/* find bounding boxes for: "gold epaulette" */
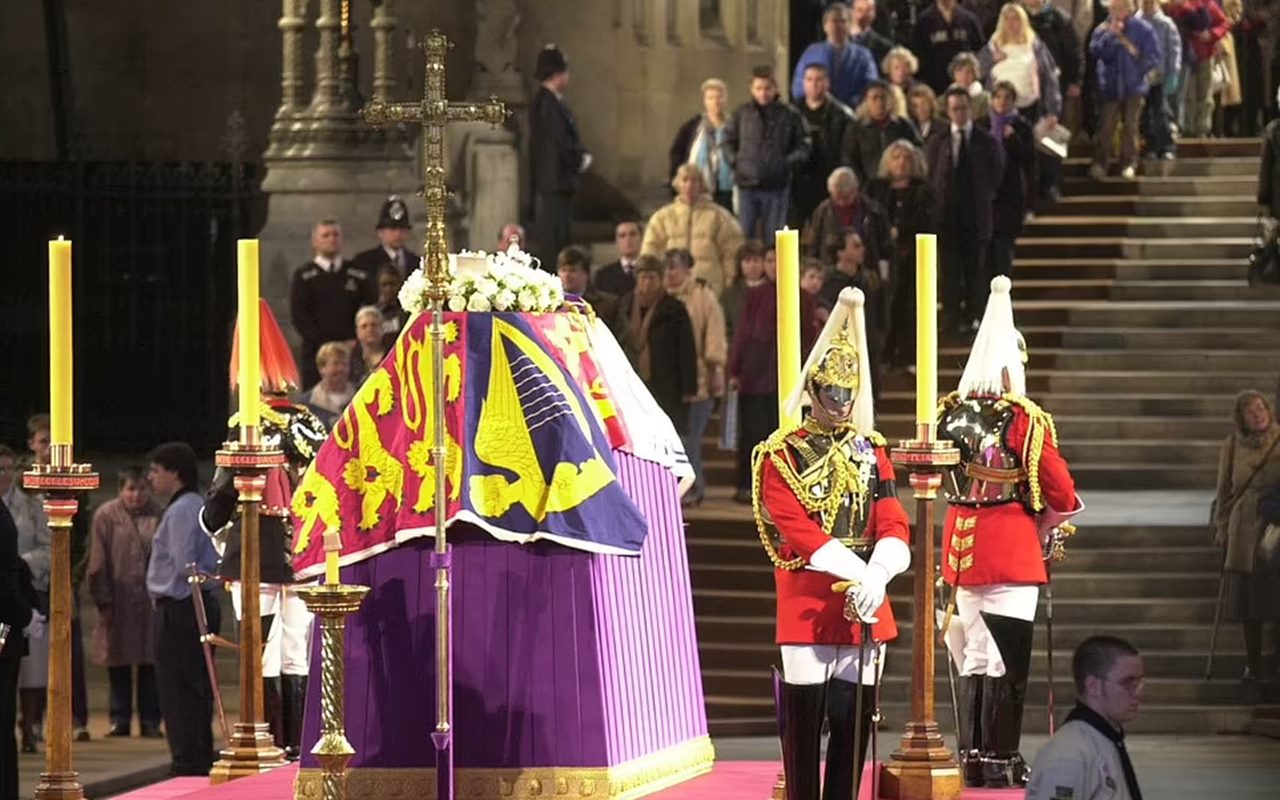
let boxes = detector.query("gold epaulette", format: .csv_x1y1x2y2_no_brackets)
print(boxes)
866,430,886,448
751,424,809,570
936,391,962,420
228,400,290,432
1000,393,1058,512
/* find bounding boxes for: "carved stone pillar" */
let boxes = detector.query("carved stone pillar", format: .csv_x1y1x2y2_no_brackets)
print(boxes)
370,0,397,104
311,0,343,116
337,0,364,112
265,0,309,158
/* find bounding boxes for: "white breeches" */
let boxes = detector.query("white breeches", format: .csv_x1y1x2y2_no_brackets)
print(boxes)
781,643,887,686
229,583,313,677
952,584,1039,677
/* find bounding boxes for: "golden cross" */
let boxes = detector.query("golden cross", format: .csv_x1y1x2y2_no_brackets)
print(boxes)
362,29,507,301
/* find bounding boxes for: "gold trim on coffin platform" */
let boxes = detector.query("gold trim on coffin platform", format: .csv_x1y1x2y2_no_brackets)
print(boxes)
293,736,716,799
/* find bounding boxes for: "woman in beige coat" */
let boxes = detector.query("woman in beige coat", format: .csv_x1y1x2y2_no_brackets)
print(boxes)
1213,390,1280,682
641,165,745,296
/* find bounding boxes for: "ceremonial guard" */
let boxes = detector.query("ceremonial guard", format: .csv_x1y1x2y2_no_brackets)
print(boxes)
199,302,327,760
753,289,911,800
351,195,420,278
937,276,1082,788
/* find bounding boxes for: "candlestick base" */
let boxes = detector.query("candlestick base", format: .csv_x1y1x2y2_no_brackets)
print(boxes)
215,439,286,472
32,771,85,800
879,721,964,800
208,724,288,784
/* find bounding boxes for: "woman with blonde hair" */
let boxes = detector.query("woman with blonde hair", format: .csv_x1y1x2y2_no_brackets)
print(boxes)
641,164,745,296
1214,390,1280,682
905,84,946,145
864,140,936,369
668,78,735,210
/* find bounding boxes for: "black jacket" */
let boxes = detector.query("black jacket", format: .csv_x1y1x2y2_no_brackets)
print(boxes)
721,99,812,191
620,293,698,433
530,86,587,196
669,114,702,187
351,245,420,279
806,195,893,270
1258,120,1280,219
841,116,917,184
977,112,1034,235
201,468,296,585
792,96,857,224
926,123,1004,240
853,28,894,67
593,260,637,297
864,176,937,262
1028,4,1083,89
0,502,36,661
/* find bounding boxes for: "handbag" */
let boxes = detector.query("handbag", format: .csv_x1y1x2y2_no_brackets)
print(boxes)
1211,55,1231,95
1247,217,1280,286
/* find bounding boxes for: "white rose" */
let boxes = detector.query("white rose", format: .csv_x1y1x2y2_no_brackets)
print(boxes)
476,278,500,297
494,289,516,311
467,293,492,312
517,288,538,310
447,294,468,313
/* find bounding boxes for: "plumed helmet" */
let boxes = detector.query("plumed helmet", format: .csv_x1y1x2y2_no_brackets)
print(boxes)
228,400,328,471
230,300,299,395
376,195,411,230
535,44,568,80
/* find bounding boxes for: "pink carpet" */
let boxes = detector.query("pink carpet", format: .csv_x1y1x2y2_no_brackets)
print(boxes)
110,761,1025,799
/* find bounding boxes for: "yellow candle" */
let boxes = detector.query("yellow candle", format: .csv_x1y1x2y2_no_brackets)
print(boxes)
48,239,73,446
324,531,342,585
237,240,261,430
915,234,938,428
775,228,801,429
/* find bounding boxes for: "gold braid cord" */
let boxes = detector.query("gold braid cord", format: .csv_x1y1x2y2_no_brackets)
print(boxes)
750,423,873,571
1001,393,1058,513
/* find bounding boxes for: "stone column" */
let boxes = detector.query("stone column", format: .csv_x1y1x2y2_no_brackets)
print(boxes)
266,0,309,158
311,0,343,116
336,0,363,111
370,0,397,104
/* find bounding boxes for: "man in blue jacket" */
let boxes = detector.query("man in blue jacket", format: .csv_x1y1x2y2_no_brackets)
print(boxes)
1089,0,1160,181
791,2,879,109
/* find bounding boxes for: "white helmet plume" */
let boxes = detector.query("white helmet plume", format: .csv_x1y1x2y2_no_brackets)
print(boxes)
958,276,1026,399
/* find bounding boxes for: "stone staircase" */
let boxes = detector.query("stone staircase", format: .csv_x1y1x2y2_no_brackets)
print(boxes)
686,139,1280,740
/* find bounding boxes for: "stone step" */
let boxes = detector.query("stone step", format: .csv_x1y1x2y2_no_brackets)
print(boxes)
694,592,1218,623
1022,217,1256,239
1062,156,1259,177
1068,463,1216,488
1069,138,1259,159
704,705,1257,736
1015,237,1251,259
874,391,1237,417
878,367,1275,395
1030,349,1280,372
1048,196,1258,217
1057,438,1220,465
689,566,1218,597
1062,176,1255,197
1014,258,1244,281
1055,301,1280,328
1109,281,1280,301
1028,326,1280,350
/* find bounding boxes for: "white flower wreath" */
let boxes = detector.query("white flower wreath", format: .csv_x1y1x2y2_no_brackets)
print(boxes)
398,245,565,315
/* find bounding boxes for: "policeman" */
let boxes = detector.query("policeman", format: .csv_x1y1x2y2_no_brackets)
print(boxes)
754,289,911,800
937,276,1082,788
352,195,420,278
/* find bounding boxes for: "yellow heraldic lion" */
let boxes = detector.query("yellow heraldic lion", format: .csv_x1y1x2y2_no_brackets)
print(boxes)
291,465,342,555
469,317,615,521
334,368,405,530
395,321,464,513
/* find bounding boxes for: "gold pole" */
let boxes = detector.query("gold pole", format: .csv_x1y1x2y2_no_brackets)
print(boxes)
296,584,370,800
210,431,288,783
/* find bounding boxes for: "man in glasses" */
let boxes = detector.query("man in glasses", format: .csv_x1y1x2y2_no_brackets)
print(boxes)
1026,636,1147,800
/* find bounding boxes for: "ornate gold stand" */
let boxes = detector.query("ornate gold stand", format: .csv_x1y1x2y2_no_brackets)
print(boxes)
209,432,290,783
23,444,99,800
881,426,963,800
296,584,369,800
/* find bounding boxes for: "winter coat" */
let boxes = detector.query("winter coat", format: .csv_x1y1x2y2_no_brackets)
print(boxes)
925,123,1005,240
641,197,745,296
791,40,880,108
619,292,698,432
841,115,917,184
1166,0,1231,64
1089,15,1161,101
793,97,857,224
805,195,893,269
5,486,50,593
0,502,36,662
913,4,988,93
1027,3,1084,88
722,99,812,191
977,111,1034,235
864,177,938,267
87,498,160,666
1138,8,1183,87
1214,425,1280,573
668,278,728,402
977,37,1063,116
529,86,587,196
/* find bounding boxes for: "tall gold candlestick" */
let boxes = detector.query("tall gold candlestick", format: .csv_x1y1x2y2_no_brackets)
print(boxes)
237,240,261,431
48,239,73,447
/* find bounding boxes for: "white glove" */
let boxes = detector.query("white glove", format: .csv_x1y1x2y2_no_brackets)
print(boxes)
578,152,593,173
846,564,888,623
23,611,46,641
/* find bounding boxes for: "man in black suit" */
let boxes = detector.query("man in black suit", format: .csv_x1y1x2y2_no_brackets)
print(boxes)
289,219,375,388
977,81,1034,283
530,44,591,270
351,196,420,279
592,220,643,297
1,496,39,800
926,86,1003,331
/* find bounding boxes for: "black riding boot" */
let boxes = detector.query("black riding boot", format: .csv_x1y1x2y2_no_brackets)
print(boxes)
979,613,1035,788
263,676,284,749
956,675,984,787
774,670,826,800
822,680,876,800
281,674,308,761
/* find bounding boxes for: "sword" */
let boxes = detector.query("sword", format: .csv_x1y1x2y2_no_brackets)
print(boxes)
1206,555,1227,680
854,625,870,796
936,577,962,751
0,623,10,652
867,620,882,800
1041,523,1074,735
188,564,236,744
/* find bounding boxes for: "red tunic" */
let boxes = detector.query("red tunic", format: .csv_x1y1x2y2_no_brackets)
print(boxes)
941,404,1078,587
761,442,911,645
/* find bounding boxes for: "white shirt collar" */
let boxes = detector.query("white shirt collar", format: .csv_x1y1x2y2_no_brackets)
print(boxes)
314,254,343,272
951,121,973,138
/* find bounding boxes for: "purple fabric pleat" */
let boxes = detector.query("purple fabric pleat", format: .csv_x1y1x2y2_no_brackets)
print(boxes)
300,451,707,770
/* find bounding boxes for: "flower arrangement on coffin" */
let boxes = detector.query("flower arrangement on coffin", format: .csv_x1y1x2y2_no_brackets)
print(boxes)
398,245,565,315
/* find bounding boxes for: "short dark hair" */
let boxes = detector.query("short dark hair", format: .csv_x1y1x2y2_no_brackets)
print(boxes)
1072,636,1141,694
556,245,591,273
822,2,851,22
0,444,15,462
148,442,199,491
864,79,891,97
664,248,695,271
615,219,643,236
943,86,972,105
117,465,146,490
634,254,665,277
992,80,1018,102
803,62,829,76
751,65,776,83
801,258,826,276
27,414,50,438
736,240,766,269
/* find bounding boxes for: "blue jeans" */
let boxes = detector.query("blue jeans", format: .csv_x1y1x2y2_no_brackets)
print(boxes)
1142,82,1173,156
737,188,790,242
681,398,713,500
